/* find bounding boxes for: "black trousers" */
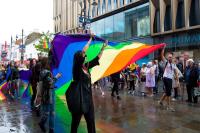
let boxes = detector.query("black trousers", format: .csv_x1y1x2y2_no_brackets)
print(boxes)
111,81,119,96
71,109,96,133
129,80,135,91
186,84,198,103
174,87,178,99
31,83,37,108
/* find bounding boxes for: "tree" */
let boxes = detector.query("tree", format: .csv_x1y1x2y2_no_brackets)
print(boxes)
34,31,53,54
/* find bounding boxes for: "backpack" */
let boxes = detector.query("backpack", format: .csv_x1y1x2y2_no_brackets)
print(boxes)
177,63,183,74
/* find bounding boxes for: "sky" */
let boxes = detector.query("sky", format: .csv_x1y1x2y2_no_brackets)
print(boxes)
0,0,53,44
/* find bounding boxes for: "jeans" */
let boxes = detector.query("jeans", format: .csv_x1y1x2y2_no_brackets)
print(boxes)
40,90,55,129
111,81,119,96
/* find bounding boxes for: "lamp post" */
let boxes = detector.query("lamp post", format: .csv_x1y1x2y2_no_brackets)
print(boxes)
16,29,24,63
78,0,97,32
21,29,24,63
10,36,13,61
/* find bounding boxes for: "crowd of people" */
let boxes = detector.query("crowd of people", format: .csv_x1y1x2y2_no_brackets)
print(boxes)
0,34,199,133
93,46,200,111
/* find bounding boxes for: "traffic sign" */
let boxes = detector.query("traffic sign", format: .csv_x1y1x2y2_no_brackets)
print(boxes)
79,17,91,24
1,51,7,58
19,45,25,49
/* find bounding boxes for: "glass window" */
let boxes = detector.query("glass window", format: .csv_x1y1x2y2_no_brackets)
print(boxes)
102,0,106,14
125,3,150,38
189,0,200,26
114,0,118,9
126,0,130,4
92,6,96,18
108,0,112,11
90,22,97,35
97,0,101,16
164,3,172,31
104,16,114,40
137,7,150,36
113,12,125,41
153,9,160,33
96,19,105,37
120,0,124,7
176,0,185,29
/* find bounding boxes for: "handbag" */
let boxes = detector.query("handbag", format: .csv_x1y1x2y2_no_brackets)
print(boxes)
194,87,200,97
34,81,43,107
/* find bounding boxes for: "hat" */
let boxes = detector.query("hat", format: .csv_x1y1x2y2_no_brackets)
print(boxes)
187,59,194,63
147,62,152,67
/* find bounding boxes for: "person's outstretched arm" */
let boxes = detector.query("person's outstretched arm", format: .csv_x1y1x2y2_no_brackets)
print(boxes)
83,34,94,53
161,46,166,61
98,40,108,58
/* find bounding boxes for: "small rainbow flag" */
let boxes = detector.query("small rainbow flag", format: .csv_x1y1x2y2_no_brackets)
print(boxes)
0,81,8,100
43,37,51,49
43,38,48,49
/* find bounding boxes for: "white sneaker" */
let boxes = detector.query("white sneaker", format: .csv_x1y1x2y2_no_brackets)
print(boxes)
150,94,154,97
172,98,176,101
158,101,163,106
167,107,175,112
132,91,135,95
101,92,105,96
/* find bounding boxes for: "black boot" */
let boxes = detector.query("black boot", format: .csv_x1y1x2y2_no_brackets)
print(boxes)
111,93,115,97
117,96,121,100
49,128,54,133
38,122,46,133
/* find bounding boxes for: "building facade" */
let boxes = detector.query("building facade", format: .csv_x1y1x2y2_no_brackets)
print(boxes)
150,0,200,61
53,0,81,33
53,0,200,61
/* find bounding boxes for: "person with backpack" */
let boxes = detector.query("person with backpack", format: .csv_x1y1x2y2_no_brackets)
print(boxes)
37,57,61,133
158,46,176,112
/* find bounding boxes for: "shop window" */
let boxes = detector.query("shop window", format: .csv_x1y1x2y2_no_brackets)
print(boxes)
120,0,124,7
153,9,160,33
176,0,185,29
108,0,112,11
114,0,118,9
164,5,172,31
189,0,200,26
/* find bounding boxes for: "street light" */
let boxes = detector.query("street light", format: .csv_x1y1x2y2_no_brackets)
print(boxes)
16,29,24,63
79,0,98,32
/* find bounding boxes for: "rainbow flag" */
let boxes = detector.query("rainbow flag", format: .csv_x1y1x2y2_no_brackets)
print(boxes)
43,38,49,49
0,81,8,100
22,84,33,98
51,34,165,95
19,80,29,97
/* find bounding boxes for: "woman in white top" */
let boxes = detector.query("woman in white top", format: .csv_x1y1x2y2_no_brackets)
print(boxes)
140,63,147,95
145,62,155,97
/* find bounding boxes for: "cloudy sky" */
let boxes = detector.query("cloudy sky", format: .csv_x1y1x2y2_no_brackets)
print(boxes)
0,0,53,44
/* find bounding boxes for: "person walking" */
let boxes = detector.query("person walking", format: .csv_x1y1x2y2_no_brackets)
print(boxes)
38,57,61,133
185,59,199,103
111,71,121,99
158,46,176,112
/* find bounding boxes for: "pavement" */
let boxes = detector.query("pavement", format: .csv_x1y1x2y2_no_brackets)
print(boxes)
0,84,200,133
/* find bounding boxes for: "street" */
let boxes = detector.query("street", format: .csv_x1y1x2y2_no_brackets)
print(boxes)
0,86,200,133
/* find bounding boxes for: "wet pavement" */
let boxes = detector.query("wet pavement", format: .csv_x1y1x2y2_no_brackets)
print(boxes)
0,85,200,133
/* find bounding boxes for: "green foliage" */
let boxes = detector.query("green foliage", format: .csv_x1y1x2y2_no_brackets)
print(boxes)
34,31,53,53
